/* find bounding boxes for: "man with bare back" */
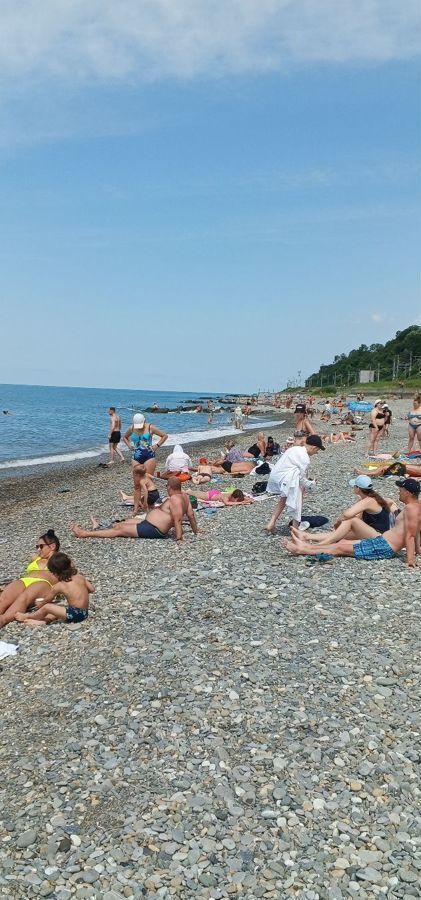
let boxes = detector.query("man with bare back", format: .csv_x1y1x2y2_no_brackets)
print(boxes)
283,479,421,567
71,477,199,542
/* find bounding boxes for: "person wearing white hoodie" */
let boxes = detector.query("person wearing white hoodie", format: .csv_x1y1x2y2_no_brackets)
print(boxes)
158,444,193,479
265,435,325,533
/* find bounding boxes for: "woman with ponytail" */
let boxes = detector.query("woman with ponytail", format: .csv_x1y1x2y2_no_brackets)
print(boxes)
290,476,398,546
0,529,61,627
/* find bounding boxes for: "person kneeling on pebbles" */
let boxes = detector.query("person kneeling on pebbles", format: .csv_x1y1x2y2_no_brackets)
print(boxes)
282,479,421,567
71,477,200,543
15,553,94,626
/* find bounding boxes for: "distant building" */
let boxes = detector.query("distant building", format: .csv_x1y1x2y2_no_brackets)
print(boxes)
359,370,375,383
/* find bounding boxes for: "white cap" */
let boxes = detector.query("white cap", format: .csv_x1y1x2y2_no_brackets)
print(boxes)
374,398,382,405
133,413,145,428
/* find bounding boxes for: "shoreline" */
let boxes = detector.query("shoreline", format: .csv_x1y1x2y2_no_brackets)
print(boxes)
0,414,285,482
0,419,292,514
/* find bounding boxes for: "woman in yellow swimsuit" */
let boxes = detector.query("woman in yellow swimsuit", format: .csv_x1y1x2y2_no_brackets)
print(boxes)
0,529,60,628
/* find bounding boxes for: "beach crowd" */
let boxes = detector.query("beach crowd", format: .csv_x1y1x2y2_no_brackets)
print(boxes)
1,393,421,630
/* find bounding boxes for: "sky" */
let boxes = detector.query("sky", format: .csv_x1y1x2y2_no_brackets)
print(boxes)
0,0,420,393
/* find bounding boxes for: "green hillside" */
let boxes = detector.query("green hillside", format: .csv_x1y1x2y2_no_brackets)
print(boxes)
306,326,421,389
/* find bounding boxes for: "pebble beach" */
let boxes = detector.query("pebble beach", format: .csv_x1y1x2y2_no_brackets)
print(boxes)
1,403,420,899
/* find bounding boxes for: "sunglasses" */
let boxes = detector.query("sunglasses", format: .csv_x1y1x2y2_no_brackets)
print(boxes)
36,542,47,550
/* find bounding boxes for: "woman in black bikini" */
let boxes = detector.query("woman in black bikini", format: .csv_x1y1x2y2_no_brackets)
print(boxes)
290,475,397,546
367,400,386,454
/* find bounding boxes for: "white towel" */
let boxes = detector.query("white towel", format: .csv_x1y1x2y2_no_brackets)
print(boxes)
0,641,18,660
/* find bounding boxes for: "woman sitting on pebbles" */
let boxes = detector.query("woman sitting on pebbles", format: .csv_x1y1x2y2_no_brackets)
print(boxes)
290,475,398,547
16,553,94,627
0,529,61,628
157,444,193,480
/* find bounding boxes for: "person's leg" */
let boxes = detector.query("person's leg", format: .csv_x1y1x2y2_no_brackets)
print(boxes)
0,582,55,627
108,441,115,464
266,497,287,533
71,521,139,539
0,580,23,614
282,537,357,557
291,518,377,545
16,603,67,625
115,441,125,462
407,426,415,453
120,491,134,502
144,458,157,476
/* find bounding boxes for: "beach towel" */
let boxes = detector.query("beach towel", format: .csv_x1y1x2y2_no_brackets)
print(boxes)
0,641,18,660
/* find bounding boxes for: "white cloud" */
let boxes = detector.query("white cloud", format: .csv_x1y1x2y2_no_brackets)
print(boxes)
371,313,383,322
0,0,419,89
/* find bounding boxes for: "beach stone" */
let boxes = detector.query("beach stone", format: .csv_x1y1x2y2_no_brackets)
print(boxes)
17,829,37,848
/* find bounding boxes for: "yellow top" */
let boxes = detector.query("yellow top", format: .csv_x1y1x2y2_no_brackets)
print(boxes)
25,555,44,573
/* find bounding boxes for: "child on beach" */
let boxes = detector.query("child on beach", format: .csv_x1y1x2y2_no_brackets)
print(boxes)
15,553,94,627
120,465,160,514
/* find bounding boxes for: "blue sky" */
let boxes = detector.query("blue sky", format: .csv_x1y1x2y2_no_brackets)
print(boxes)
0,1,420,393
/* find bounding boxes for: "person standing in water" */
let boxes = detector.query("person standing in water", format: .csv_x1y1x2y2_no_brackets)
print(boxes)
108,407,125,464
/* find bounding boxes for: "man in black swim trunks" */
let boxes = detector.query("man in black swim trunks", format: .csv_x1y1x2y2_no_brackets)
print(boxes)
71,478,200,542
108,407,124,464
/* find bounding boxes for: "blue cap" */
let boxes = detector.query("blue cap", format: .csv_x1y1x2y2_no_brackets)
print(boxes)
349,475,373,489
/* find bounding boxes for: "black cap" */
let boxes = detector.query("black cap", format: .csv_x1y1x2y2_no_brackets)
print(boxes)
306,434,325,451
294,404,306,413
396,478,420,496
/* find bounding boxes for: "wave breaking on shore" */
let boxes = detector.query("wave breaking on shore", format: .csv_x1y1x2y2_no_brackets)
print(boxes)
0,419,285,472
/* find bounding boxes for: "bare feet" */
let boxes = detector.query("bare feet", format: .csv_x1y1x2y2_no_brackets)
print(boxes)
265,526,275,535
70,523,85,538
281,538,300,555
14,612,27,622
24,619,46,627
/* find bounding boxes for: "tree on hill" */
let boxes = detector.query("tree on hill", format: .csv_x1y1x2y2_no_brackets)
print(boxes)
306,326,421,387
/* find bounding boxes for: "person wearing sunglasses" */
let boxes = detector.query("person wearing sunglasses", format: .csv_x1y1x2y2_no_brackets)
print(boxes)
0,529,60,628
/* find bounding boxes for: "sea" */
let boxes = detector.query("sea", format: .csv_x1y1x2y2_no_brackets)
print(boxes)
0,384,284,475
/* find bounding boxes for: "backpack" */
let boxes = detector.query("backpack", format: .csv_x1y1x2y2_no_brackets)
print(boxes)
255,462,270,475
252,481,268,495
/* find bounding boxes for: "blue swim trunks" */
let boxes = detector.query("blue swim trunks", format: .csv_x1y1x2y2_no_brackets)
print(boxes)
354,535,396,561
66,606,89,624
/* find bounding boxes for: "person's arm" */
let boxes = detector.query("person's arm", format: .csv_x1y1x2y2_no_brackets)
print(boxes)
85,578,95,593
141,482,148,513
341,499,369,520
123,427,133,449
151,426,168,449
185,500,199,534
170,497,185,542
404,506,419,566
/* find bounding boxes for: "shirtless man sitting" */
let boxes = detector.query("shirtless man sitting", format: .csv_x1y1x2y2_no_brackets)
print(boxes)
282,479,421,567
71,478,199,542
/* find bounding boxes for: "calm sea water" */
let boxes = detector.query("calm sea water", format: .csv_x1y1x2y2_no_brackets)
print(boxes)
0,384,283,473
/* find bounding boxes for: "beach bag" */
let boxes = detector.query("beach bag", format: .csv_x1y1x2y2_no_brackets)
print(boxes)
255,462,270,475
252,481,268,495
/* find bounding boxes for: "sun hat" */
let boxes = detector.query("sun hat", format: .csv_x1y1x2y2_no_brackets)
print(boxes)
349,475,373,489
395,478,420,496
133,413,145,428
374,398,382,405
